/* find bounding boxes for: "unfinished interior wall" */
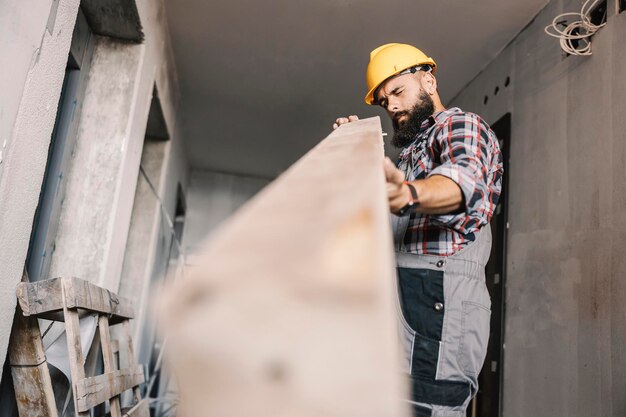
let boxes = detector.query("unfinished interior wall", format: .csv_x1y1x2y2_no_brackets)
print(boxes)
118,135,188,365
0,0,81,383
450,1,626,415
47,35,147,288
182,170,269,257
0,0,187,389
0,0,59,183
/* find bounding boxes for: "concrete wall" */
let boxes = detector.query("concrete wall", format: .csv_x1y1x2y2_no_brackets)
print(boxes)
450,1,626,415
0,0,187,385
0,0,81,383
118,136,188,366
0,0,55,184
182,169,270,257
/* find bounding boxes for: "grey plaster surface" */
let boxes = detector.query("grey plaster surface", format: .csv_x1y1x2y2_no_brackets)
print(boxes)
0,0,54,184
163,0,550,178
451,0,626,415
118,138,169,364
0,0,80,383
119,139,167,307
0,0,187,385
47,36,144,288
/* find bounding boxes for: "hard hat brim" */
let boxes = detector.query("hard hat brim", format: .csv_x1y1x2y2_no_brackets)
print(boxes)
364,83,382,105
365,63,437,106
364,69,403,105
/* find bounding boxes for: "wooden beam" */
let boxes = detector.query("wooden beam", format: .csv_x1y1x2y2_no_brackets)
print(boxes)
62,284,89,417
64,277,134,322
16,277,134,322
98,316,122,417
15,277,64,317
74,366,145,412
157,118,408,416
8,305,58,417
122,320,143,404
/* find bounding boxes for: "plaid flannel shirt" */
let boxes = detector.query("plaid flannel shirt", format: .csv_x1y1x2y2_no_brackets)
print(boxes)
397,107,503,256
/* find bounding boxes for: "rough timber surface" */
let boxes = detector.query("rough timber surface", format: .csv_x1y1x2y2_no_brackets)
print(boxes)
99,316,122,417
16,277,133,322
158,117,408,417
9,306,58,417
62,289,89,417
74,365,144,412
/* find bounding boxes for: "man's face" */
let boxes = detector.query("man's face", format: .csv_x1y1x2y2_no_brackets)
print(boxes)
376,72,435,148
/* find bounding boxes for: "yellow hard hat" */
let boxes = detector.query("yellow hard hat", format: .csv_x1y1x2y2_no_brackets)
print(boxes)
364,43,437,105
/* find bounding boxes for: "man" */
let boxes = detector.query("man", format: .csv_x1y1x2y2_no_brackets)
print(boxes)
333,43,503,417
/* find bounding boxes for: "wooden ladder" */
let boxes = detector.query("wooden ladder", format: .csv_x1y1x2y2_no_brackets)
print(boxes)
10,276,149,417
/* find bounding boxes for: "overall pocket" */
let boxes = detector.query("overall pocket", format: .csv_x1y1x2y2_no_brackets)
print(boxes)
397,267,445,378
397,267,444,340
457,300,491,377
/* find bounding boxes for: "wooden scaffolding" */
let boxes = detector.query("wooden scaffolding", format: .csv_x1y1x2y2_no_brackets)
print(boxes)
9,276,148,417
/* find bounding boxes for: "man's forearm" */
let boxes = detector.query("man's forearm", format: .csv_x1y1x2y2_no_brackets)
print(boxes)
411,175,463,214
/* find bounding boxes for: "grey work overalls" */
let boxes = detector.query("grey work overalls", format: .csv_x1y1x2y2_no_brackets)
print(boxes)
392,214,492,417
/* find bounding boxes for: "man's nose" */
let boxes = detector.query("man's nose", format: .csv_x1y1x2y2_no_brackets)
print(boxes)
387,97,400,112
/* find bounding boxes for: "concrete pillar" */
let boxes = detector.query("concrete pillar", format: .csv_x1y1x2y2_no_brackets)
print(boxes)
47,36,151,292
118,138,169,356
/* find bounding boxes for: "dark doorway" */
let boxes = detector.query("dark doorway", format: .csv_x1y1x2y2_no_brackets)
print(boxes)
469,112,511,417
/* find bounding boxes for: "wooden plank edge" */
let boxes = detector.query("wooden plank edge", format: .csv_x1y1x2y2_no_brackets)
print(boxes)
15,282,31,315
15,278,65,317
75,365,145,411
15,277,134,320
16,277,135,320
65,277,135,319
9,306,59,417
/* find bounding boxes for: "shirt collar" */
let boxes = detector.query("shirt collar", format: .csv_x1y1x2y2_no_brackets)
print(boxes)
419,107,462,130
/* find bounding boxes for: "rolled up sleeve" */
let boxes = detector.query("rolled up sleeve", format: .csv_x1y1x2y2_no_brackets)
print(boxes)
427,113,503,234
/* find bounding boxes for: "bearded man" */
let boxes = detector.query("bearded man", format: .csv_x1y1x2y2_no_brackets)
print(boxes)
333,43,503,417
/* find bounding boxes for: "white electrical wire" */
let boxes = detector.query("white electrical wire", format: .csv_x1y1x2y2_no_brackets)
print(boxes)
544,0,607,56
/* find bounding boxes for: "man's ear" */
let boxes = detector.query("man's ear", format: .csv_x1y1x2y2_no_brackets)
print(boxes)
421,71,437,95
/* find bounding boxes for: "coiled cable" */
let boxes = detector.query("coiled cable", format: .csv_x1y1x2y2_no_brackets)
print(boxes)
544,0,607,56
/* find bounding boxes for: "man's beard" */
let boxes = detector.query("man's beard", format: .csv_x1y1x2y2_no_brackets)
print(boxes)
391,91,435,148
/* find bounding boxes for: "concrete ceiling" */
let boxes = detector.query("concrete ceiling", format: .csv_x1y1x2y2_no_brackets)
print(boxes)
165,0,548,179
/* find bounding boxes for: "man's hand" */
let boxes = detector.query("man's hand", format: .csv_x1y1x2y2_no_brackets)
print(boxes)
384,157,465,215
332,115,359,130
384,157,411,214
